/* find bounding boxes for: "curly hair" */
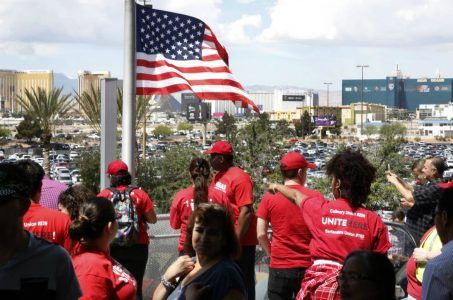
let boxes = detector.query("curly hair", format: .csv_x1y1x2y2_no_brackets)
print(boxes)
325,148,376,208
58,185,96,220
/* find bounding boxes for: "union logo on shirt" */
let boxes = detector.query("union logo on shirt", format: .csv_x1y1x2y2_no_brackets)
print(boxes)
113,264,133,284
214,181,227,193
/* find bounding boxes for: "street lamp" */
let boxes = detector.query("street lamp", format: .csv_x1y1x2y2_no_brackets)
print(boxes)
323,82,332,107
356,65,369,134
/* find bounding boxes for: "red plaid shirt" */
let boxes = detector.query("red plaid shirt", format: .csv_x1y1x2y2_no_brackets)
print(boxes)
296,263,342,300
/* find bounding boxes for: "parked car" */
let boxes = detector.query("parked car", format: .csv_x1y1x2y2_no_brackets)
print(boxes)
69,151,80,160
56,174,72,186
70,169,82,184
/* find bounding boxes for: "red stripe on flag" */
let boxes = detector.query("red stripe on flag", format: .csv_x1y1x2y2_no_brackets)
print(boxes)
137,59,231,74
202,54,222,61
136,73,245,90
203,35,215,43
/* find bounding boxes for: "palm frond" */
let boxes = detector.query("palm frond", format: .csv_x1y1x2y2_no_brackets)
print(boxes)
74,85,101,133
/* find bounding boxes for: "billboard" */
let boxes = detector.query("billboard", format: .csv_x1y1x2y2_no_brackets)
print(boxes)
314,115,336,127
181,93,211,122
282,95,305,102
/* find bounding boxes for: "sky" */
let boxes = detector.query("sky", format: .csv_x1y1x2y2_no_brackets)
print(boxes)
2,0,453,95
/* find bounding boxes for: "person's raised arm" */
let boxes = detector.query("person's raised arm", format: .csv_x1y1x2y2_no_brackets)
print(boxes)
385,172,414,203
268,183,308,207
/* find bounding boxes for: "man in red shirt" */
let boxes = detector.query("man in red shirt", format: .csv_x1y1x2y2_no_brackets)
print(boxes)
257,152,322,300
204,140,257,300
98,159,157,300
17,160,72,252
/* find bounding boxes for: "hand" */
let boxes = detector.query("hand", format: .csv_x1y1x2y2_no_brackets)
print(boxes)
268,183,278,194
185,283,212,300
385,171,397,183
164,255,195,282
413,248,428,263
400,198,414,208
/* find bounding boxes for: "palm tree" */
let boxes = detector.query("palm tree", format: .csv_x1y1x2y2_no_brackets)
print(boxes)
74,85,101,132
116,88,151,130
16,87,73,175
75,85,152,132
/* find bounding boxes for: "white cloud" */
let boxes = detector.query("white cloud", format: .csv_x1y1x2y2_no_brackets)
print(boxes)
221,14,262,44
0,0,223,46
258,0,453,47
0,0,123,46
236,0,257,3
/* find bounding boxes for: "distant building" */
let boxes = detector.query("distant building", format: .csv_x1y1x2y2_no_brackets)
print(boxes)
341,103,386,127
418,119,453,138
416,103,453,138
77,71,111,96
0,70,53,113
342,68,453,111
249,89,318,113
205,89,319,117
416,103,453,120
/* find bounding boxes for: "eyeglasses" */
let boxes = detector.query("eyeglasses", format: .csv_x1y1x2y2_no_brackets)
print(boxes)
337,272,374,283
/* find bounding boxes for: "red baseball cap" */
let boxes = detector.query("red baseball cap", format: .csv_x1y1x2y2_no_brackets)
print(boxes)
203,140,233,155
280,152,316,170
106,160,129,175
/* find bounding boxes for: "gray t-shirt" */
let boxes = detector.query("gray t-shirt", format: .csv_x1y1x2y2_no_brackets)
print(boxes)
0,231,81,299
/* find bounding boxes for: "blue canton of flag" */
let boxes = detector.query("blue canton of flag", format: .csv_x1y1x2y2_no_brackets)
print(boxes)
136,8,205,61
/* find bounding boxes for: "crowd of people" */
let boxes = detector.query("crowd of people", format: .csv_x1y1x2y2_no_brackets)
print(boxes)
1,140,453,300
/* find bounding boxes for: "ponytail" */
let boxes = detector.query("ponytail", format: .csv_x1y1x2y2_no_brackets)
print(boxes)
189,158,211,207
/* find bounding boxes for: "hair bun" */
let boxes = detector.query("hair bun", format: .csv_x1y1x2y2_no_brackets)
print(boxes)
78,214,89,222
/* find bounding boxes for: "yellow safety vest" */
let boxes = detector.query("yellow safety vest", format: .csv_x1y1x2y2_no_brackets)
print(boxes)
415,228,442,282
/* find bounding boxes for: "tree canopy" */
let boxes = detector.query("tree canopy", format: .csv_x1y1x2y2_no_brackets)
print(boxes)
177,122,194,132
15,114,43,142
153,125,172,138
16,87,73,174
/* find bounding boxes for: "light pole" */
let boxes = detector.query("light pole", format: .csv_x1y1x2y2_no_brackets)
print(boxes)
323,82,332,107
356,65,369,135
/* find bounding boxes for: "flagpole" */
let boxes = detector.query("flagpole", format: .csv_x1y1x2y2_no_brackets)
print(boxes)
123,0,136,177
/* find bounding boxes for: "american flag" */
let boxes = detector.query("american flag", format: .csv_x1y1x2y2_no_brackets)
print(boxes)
135,4,260,113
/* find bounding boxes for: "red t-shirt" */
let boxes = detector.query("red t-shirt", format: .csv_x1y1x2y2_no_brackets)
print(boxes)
302,196,390,263
257,185,323,268
211,166,257,246
170,186,232,252
98,186,154,245
72,245,137,300
23,202,72,252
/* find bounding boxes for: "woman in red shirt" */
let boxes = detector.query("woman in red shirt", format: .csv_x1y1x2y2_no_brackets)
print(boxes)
69,197,137,300
170,158,231,254
269,149,390,300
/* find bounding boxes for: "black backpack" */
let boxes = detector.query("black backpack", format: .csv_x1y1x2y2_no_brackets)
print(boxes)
108,186,140,247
